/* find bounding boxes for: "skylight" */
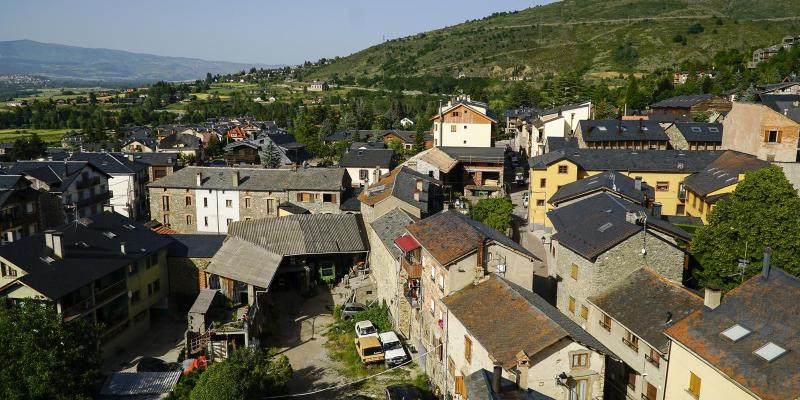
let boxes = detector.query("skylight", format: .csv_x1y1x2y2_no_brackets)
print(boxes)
721,324,751,342
708,127,719,133
598,222,614,232
123,224,136,230
598,126,608,131
754,342,787,362
691,127,702,132
102,231,118,239
77,241,90,248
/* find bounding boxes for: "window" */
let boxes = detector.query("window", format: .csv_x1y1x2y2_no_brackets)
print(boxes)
580,306,589,320
656,181,669,192
323,193,336,203
245,197,251,208
558,165,568,174
438,275,444,291
128,263,138,275
688,372,701,398
267,199,274,214
185,196,192,206
536,199,544,206
452,111,459,117
162,214,170,226
204,217,209,227
626,366,637,390
161,196,169,211
297,193,314,203
226,218,233,225
766,129,780,143
429,298,435,315
570,263,579,280
147,283,153,296
450,125,457,132
647,346,661,367
185,215,193,225
225,199,232,208
624,330,639,352
571,352,588,368
463,125,467,129
153,279,161,293
359,169,369,180
131,290,141,304
600,313,611,331
464,336,472,363
568,296,576,314
645,382,658,400
539,178,546,188
203,197,208,208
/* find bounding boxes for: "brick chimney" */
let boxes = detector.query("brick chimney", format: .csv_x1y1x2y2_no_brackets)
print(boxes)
704,284,721,310
474,237,486,284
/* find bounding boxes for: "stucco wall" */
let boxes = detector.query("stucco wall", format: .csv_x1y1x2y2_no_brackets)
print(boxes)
665,341,757,400
723,102,800,163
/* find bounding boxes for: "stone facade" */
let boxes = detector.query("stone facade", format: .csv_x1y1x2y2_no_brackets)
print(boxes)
167,256,209,298
554,232,684,327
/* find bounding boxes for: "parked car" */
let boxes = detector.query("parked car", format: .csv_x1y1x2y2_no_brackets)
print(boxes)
522,191,529,208
379,331,409,367
355,320,379,338
341,302,366,320
355,336,384,365
386,384,427,400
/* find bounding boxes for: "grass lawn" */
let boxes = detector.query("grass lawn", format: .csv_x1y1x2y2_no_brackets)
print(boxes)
0,128,72,144
675,223,701,236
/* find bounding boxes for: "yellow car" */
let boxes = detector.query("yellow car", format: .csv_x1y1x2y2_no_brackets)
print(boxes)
354,336,385,364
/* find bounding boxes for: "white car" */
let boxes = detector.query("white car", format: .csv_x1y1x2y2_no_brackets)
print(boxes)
379,331,409,367
355,320,379,338
522,192,529,208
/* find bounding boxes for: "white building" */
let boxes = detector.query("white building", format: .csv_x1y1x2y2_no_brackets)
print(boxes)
431,96,497,148
195,186,240,234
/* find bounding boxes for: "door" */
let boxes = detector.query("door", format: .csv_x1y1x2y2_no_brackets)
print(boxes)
570,379,589,400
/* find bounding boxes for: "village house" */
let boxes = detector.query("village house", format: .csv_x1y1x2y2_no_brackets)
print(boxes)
165,233,226,299
358,166,442,222
407,146,507,202
66,152,149,220
664,255,800,400
400,210,543,392
157,133,204,162
682,151,770,223
648,94,732,122
147,166,349,234
339,148,395,187
308,80,329,92
757,81,800,96
9,160,112,226
508,102,592,157
222,132,305,167
722,97,800,162
444,275,616,400
431,96,497,148
663,122,724,151
547,194,690,330
575,119,670,150
586,268,703,400
124,152,182,182
0,175,42,243
0,212,173,355
324,129,432,150
547,171,655,214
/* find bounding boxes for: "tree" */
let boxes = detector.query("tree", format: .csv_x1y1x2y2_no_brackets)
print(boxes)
688,23,705,34
206,135,225,159
691,166,800,291
387,138,406,161
261,141,282,168
0,300,101,400
10,133,46,161
190,349,292,400
470,197,514,233
410,128,427,155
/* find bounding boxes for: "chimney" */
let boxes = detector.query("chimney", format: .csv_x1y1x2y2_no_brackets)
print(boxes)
5,231,14,243
120,242,126,255
196,172,203,186
516,351,530,391
443,202,450,211
127,154,134,162
704,284,722,310
52,232,64,259
44,230,55,252
232,170,239,186
625,210,639,224
492,363,503,394
762,247,772,280
634,176,642,191
415,178,423,191
413,190,420,201
651,202,662,219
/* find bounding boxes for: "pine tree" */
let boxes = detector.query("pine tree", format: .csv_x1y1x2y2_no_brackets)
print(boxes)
262,141,282,168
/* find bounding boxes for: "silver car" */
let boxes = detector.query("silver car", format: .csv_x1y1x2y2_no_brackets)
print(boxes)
341,302,366,320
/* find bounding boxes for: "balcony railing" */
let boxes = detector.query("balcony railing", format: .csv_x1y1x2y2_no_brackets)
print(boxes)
76,176,101,190
622,337,639,353
63,297,94,321
404,288,421,309
94,280,126,305
75,191,112,208
645,353,661,368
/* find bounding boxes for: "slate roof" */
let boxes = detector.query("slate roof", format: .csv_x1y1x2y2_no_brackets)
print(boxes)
589,268,702,353
188,289,219,314
0,212,173,300
369,208,417,258
683,151,770,196
674,122,723,142
666,268,800,400
548,193,690,261
206,236,283,288
339,148,395,169
548,171,654,205
529,149,720,172
66,152,147,175
407,210,537,266
147,166,345,192
466,369,554,400
166,234,226,258
444,275,614,369
650,94,717,109
759,94,800,123
123,152,181,166
8,160,110,193
158,133,201,150
539,101,591,117
545,137,578,151
100,371,181,398
358,166,442,215
502,107,541,119
578,119,668,142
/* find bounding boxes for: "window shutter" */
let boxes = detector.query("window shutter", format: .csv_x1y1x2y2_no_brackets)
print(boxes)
296,193,302,202
777,131,783,143
331,193,337,203
764,130,769,142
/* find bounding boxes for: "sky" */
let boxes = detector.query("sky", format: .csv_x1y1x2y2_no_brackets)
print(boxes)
0,0,551,66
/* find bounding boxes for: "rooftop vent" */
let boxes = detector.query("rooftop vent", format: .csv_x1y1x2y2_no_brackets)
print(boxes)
721,324,751,342
691,127,702,132
77,241,90,248
754,342,787,362
102,231,117,239
40,255,56,264
598,222,614,232
123,224,136,230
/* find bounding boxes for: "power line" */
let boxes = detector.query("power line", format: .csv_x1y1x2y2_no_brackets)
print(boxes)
262,343,442,399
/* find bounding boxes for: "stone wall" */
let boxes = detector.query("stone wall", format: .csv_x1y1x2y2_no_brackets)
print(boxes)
168,257,209,297
150,187,196,232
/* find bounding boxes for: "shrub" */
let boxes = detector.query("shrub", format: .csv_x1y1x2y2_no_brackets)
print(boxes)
688,23,705,34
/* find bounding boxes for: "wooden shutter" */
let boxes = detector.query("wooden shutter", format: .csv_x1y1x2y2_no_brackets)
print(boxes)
646,383,657,400
689,372,701,396
777,131,783,143
464,336,472,363
296,193,302,202
455,376,466,397
331,193,337,203
764,130,769,142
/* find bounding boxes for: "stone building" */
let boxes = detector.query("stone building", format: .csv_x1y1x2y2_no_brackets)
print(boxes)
358,166,442,223
147,166,350,234
648,94,732,122
165,234,226,298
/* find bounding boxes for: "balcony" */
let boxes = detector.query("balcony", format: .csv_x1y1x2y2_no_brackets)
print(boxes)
62,296,94,321
622,337,639,353
94,280,126,305
76,176,101,190
404,286,421,309
75,191,112,208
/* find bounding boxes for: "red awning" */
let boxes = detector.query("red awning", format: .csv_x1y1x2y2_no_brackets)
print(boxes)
394,234,421,253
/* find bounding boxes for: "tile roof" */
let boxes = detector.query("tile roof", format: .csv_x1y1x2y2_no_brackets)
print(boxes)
147,166,345,192
650,94,717,108
589,268,702,353
358,166,442,214
673,122,723,142
438,146,506,164
548,193,690,261
339,148,395,169
666,268,800,400
369,208,417,258
683,151,770,196
0,212,173,299
529,149,720,172
444,276,614,369
407,210,537,266
578,119,668,142
166,234,226,258
548,171,654,206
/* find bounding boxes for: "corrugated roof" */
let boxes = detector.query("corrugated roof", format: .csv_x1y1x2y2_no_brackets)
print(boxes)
100,371,181,396
369,208,417,258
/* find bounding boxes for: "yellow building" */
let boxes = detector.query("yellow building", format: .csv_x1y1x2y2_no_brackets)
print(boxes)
0,212,172,354
529,149,767,228
664,265,800,400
